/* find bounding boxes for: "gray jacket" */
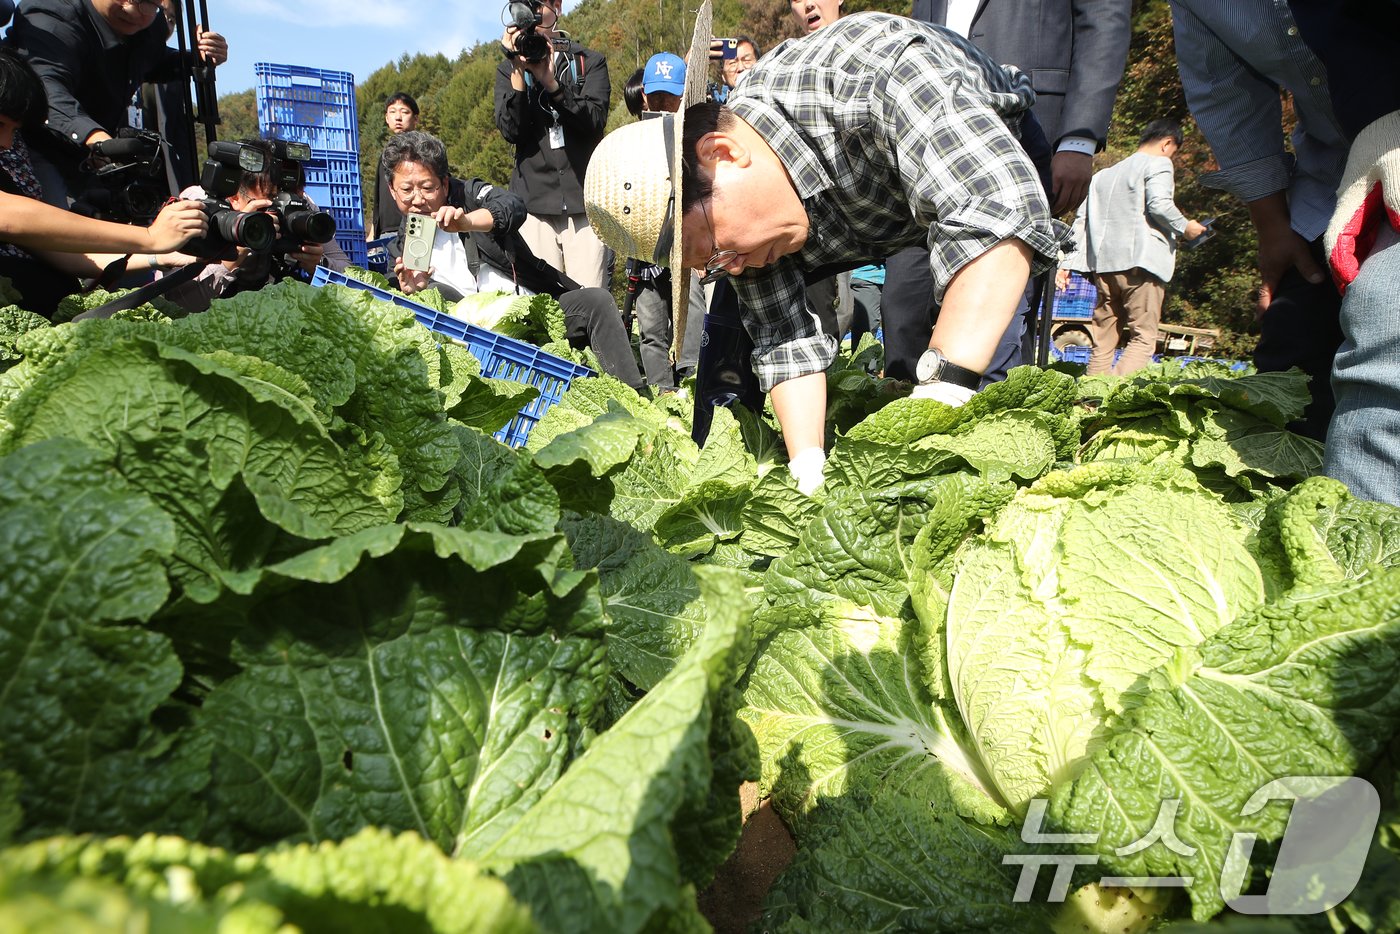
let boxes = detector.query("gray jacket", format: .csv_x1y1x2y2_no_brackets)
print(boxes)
911,0,1133,147
1065,152,1189,282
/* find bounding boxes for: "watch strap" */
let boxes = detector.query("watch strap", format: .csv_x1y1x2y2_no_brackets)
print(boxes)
918,350,982,391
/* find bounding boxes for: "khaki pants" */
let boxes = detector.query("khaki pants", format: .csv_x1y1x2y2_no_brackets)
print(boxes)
519,212,610,289
1087,268,1164,376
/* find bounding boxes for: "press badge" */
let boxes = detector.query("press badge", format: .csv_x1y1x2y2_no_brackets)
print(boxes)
548,123,566,149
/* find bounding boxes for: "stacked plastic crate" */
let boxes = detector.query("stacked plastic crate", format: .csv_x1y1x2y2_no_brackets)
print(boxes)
254,63,367,267
1051,271,1097,364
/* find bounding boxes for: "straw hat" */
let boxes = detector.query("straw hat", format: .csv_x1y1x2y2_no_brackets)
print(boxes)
585,0,713,361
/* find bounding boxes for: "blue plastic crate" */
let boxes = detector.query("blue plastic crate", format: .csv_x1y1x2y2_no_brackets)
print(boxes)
309,267,593,447
302,152,367,267
1053,271,1097,321
365,234,395,275
256,63,366,266
1054,343,1092,365
255,63,360,154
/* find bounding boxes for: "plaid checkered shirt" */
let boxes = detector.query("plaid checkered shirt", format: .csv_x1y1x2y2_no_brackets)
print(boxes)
725,12,1064,389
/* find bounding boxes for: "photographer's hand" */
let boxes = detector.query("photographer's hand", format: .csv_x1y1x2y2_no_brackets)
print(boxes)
145,200,209,253
434,205,492,234
395,256,433,295
196,27,228,67
290,242,325,276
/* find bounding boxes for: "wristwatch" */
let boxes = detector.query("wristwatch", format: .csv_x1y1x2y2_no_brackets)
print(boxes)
915,348,982,390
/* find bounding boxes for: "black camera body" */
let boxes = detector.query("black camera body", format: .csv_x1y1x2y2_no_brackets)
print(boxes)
181,140,276,260
504,1,552,64
267,140,337,254
71,128,172,225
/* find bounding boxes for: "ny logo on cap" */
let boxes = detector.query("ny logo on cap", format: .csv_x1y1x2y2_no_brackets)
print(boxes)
653,60,675,80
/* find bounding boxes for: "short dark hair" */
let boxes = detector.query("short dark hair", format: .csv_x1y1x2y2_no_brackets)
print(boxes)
624,66,645,118
1139,118,1183,148
0,49,48,129
680,102,736,214
734,34,761,57
381,130,449,182
237,138,278,197
385,92,419,116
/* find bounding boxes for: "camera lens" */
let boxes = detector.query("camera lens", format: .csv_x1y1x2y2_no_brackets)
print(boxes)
283,207,337,244
213,208,276,251
516,30,550,63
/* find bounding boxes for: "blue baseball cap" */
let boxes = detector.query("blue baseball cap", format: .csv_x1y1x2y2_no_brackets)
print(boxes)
643,52,686,96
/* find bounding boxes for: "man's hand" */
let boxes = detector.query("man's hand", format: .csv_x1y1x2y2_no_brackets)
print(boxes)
394,256,433,294
434,205,472,233
1183,219,1208,241
1055,268,1071,291
196,27,227,66
787,447,826,497
909,380,976,406
1050,150,1093,215
289,242,324,276
144,200,208,253
1248,192,1327,318
1326,110,1400,290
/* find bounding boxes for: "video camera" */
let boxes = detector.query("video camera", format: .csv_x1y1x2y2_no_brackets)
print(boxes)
181,140,277,260
266,139,337,255
503,0,552,64
71,129,172,225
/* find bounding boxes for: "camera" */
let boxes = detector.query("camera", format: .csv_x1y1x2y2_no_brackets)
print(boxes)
71,128,172,225
181,140,277,259
503,1,552,64
266,139,337,253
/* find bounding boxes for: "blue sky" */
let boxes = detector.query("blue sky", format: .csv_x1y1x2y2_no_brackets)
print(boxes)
213,0,583,94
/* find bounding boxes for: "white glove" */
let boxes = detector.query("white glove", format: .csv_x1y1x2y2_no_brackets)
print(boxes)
909,380,977,406
787,446,826,497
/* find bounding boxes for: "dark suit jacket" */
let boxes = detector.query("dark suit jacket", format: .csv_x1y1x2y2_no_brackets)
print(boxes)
911,0,1132,148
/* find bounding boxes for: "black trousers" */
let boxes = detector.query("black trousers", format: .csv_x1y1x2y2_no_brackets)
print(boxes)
1253,238,1344,441
562,287,645,390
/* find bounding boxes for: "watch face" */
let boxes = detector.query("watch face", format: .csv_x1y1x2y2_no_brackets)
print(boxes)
916,349,942,383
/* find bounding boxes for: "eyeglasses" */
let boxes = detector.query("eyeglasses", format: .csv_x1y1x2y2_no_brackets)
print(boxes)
698,200,738,285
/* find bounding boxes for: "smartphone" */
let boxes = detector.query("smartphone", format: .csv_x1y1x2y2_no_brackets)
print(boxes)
717,37,739,60
402,213,437,272
1182,216,1216,250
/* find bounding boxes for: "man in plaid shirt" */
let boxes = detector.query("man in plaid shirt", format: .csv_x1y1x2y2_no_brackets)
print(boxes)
591,12,1062,493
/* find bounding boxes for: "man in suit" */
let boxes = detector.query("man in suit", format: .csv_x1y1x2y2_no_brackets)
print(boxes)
1062,119,1208,375
881,0,1133,383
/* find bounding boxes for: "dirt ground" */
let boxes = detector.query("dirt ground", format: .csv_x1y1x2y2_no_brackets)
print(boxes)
697,782,797,934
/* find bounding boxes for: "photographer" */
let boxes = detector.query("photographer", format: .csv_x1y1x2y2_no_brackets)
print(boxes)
385,130,643,390
494,0,611,289
7,0,228,206
164,139,346,313
0,47,205,315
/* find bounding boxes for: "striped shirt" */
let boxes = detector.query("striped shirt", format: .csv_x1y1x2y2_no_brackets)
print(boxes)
725,12,1061,390
1170,0,1350,241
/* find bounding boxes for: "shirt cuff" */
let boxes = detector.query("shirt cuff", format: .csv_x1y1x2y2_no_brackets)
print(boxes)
930,199,1066,302
62,116,105,147
1055,137,1097,156
1200,153,1292,203
751,332,838,393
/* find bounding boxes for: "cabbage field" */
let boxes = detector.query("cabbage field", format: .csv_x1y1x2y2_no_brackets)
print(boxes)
1,280,1398,933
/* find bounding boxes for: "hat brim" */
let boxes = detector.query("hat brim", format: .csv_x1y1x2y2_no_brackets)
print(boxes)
670,0,713,362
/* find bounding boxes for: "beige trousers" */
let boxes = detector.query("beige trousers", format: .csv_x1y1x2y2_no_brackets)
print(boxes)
519,212,610,289
1087,268,1165,376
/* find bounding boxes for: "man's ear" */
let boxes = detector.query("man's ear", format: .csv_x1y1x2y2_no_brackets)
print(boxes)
694,131,751,171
